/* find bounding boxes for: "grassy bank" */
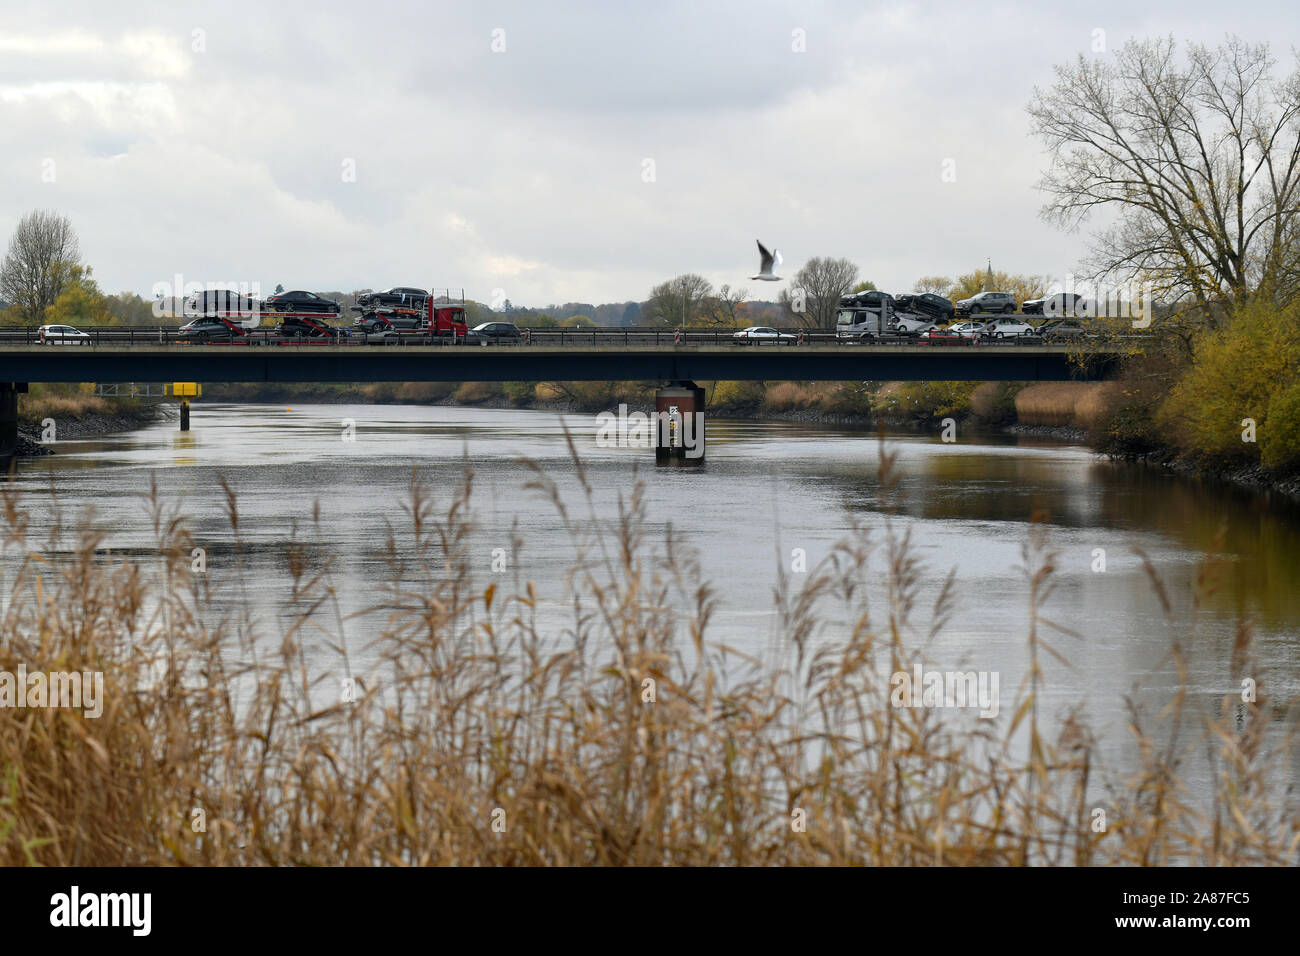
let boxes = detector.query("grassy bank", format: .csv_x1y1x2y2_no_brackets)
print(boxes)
17,384,155,431
0,451,1293,865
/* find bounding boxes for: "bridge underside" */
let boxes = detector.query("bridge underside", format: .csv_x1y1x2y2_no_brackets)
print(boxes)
0,345,1118,384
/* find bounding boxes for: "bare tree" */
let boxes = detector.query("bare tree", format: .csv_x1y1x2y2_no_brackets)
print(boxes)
647,273,714,326
783,256,859,330
0,210,82,325
1028,36,1300,312
912,275,952,295
701,283,748,327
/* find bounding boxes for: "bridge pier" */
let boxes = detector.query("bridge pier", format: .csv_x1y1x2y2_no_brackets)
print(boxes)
0,382,28,469
655,381,705,464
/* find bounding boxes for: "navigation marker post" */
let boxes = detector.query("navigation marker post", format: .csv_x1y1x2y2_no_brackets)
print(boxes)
171,382,201,431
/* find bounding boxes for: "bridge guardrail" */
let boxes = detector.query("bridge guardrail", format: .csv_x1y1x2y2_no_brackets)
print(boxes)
0,326,1150,349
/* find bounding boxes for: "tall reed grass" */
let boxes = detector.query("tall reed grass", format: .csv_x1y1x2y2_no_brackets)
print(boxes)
1014,383,1119,430
0,441,1294,865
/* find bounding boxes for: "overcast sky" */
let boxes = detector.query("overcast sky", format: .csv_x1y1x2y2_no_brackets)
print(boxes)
0,1,1290,307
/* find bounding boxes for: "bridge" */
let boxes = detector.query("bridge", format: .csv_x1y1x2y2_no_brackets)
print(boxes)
0,336,1122,464
0,341,1115,384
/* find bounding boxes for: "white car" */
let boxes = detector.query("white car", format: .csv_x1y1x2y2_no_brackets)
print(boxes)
38,324,91,345
732,326,796,345
981,316,1037,339
948,321,991,339
890,312,938,335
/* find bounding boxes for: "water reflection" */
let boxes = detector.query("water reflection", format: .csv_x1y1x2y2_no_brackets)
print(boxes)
172,430,198,466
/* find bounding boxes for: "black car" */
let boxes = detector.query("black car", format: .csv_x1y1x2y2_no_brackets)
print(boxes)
185,289,261,318
178,316,248,342
464,321,523,344
356,286,428,309
263,290,342,314
897,292,955,322
839,290,896,312
1023,292,1087,317
275,315,348,339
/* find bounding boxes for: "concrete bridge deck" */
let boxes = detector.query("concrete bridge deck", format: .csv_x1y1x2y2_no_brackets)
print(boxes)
0,342,1118,383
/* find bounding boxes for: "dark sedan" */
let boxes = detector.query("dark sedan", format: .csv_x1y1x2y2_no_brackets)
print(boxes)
263,290,342,314
178,316,248,343
1023,292,1087,317
839,290,896,312
907,293,955,322
275,316,349,339
356,286,428,309
185,289,262,318
464,321,523,344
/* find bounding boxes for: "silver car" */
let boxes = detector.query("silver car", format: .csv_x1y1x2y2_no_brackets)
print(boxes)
38,324,91,345
982,316,1037,338
732,326,796,345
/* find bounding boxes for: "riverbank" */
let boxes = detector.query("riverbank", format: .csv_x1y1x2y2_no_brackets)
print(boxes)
16,391,164,456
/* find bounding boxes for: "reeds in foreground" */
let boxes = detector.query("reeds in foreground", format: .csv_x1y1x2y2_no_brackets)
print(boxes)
0,442,1295,865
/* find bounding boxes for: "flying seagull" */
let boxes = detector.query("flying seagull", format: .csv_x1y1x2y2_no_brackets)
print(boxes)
752,240,783,281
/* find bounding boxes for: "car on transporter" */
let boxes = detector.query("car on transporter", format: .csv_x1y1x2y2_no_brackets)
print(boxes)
1035,319,1088,343
274,315,350,340
955,291,1019,316
355,286,429,309
895,292,955,323
981,316,1038,338
177,315,249,343
263,290,342,315
946,321,992,339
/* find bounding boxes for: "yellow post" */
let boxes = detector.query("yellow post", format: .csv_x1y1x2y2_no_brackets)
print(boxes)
172,383,199,430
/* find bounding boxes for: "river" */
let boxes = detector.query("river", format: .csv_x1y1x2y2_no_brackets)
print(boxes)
7,402,1299,791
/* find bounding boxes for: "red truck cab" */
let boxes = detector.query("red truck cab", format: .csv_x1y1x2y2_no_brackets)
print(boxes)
429,301,468,336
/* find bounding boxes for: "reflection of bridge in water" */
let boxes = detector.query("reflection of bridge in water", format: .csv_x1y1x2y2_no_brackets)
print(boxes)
1,342,1120,464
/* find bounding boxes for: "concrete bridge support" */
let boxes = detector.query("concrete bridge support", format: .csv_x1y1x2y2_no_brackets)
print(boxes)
655,381,705,464
0,382,28,469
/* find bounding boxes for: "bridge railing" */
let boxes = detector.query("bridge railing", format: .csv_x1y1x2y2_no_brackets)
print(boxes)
0,325,1150,349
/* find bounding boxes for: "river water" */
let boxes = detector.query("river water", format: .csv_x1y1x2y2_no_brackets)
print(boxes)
7,403,1299,790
